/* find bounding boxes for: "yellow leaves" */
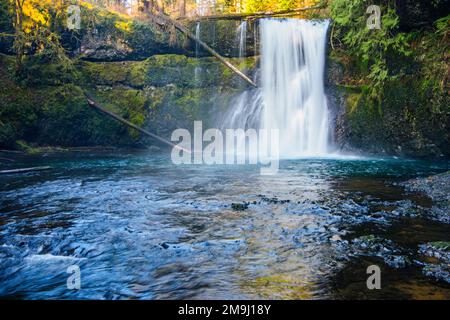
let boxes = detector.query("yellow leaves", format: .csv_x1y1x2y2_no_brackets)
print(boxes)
241,0,321,14
81,1,94,10
22,0,51,33
115,21,131,32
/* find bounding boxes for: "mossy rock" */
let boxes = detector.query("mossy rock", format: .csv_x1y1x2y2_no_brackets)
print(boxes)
427,242,450,251
81,60,149,88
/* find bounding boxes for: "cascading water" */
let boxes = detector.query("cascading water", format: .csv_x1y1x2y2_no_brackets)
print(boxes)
261,19,330,157
222,19,332,158
236,21,247,60
195,22,201,83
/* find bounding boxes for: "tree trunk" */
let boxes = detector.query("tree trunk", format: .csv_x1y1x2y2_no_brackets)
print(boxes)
180,4,326,22
0,166,52,175
179,0,186,17
150,13,257,87
14,0,25,73
85,94,190,153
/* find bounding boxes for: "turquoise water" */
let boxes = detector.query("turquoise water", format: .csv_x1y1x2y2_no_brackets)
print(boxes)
0,151,449,299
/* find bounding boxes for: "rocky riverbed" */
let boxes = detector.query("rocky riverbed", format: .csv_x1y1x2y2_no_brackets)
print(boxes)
401,171,450,223
400,171,450,284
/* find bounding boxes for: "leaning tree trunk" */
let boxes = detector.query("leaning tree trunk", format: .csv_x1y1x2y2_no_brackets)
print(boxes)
148,12,257,87
180,4,326,22
85,93,190,152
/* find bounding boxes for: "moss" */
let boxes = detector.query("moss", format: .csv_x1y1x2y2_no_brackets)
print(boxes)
15,140,40,154
78,54,256,90
145,54,256,88
175,88,203,120
0,56,40,148
345,93,362,114
128,60,150,88
0,49,257,149
88,88,148,140
428,242,450,251
20,59,76,87
333,22,449,158
81,60,149,88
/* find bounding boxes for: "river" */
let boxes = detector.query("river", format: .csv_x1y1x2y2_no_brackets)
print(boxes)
0,151,449,299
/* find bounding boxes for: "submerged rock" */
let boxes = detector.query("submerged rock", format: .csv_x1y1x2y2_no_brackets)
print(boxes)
258,195,291,205
419,242,450,261
335,235,412,269
402,171,450,223
418,242,450,283
403,172,450,203
231,203,249,211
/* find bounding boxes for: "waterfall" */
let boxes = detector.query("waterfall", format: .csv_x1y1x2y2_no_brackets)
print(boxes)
222,19,331,158
261,19,330,157
236,21,247,60
253,21,259,57
195,22,201,83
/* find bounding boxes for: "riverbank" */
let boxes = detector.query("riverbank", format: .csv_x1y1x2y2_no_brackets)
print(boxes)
401,171,450,223
401,170,450,284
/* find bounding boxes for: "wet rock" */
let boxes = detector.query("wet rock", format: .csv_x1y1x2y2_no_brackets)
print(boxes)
402,171,450,223
422,264,450,283
160,242,170,249
403,172,450,203
231,203,249,211
259,195,291,204
330,235,343,242
419,242,450,261
418,242,450,283
337,235,411,269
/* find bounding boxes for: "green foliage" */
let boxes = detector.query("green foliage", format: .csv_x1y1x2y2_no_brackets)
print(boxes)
0,0,14,41
435,14,450,35
0,49,251,150
331,1,449,157
242,0,320,12
330,0,411,101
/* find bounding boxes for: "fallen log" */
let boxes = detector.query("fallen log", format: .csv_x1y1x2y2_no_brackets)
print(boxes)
149,13,257,88
0,166,51,175
180,4,326,22
85,94,190,153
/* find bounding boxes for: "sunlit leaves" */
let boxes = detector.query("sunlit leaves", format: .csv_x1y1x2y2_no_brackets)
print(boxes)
9,0,74,73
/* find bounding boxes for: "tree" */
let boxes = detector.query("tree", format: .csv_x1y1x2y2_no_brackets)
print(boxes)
12,0,25,71
10,0,72,75
179,0,186,17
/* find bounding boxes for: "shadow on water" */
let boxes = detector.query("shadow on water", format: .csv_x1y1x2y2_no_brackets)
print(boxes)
0,151,449,299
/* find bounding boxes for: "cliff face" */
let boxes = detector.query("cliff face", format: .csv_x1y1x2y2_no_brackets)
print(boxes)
326,0,449,159
326,29,449,159
0,53,257,150
0,5,258,62
70,19,259,61
0,4,258,151
1,2,448,158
